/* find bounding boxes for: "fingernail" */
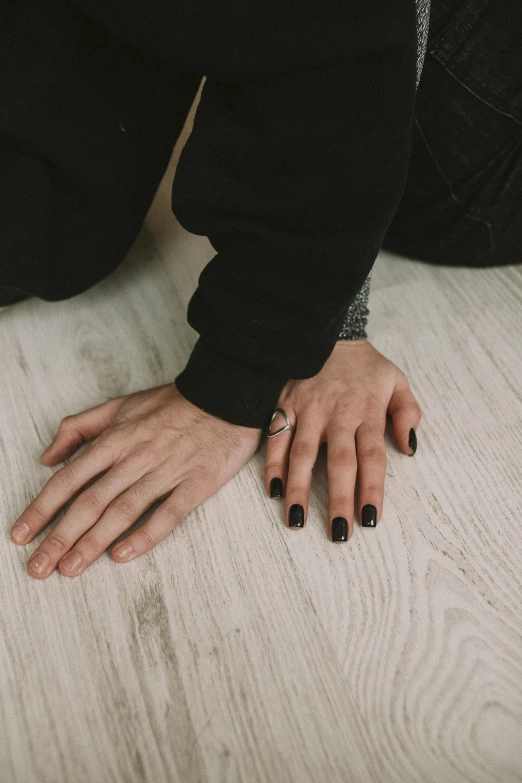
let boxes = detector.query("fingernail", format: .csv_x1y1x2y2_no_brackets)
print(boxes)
11,522,31,543
408,428,417,456
331,517,348,542
270,477,284,498
288,504,304,528
28,552,50,573
114,543,134,560
60,552,82,573
362,505,377,527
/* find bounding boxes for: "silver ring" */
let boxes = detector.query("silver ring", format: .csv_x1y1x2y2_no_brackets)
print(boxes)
267,408,296,438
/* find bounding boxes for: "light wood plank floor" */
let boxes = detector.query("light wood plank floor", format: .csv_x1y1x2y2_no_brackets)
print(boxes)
1,102,521,783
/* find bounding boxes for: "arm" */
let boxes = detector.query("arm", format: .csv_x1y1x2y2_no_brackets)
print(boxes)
172,0,418,428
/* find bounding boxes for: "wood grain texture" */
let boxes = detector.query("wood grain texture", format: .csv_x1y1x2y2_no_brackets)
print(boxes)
1,96,521,783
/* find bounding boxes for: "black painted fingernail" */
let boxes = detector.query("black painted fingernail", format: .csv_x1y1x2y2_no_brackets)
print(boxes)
288,504,304,527
270,477,284,498
408,428,417,456
331,517,348,542
362,504,377,527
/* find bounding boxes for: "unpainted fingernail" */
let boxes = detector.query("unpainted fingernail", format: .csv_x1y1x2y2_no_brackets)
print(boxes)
331,517,348,542
362,505,377,527
288,504,304,528
11,522,31,543
60,552,82,573
114,543,134,560
408,428,417,456
270,477,284,498
28,552,50,573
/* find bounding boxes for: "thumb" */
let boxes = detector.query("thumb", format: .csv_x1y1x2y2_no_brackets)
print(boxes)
387,372,422,456
40,396,123,464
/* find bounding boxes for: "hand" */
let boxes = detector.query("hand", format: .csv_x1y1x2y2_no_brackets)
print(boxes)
10,382,262,578
264,340,422,541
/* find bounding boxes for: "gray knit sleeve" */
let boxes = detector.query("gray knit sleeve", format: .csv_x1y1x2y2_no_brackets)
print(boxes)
336,267,372,341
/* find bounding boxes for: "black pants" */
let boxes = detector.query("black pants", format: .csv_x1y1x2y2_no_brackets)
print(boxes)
1,0,520,307
383,0,522,267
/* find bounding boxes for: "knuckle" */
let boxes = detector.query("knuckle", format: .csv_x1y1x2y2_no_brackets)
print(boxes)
198,453,220,478
358,444,386,464
131,441,156,463
94,430,119,452
110,494,137,519
328,446,356,468
28,502,47,524
54,464,77,490
165,502,184,524
45,531,70,554
361,484,384,500
365,399,386,422
284,466,311,495
265,459,285,476
79,534,101,556
162,503,185,528
291,440,317,462
404,398,422,417
285,477,309,497
137,473,160,495
84,440,107,459
297,399,321,422
76,490,104,514
137,526,156,549
329,494,354,511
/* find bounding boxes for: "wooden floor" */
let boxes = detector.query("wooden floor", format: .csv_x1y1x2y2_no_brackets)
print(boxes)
1,103,521,783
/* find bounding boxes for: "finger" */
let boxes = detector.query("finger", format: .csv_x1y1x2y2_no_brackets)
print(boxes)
11,441,115,548
57,472,170,577
264,407,297,498
24,448,156,579
40,397,123,464
387,373,422,456
354,419,387,529
325,423,357,542
111,479,202,562
284,415,322,529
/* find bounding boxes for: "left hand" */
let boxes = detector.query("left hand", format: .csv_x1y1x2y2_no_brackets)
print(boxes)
10,382,262,579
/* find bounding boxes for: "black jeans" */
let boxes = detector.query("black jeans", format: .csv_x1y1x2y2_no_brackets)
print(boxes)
383,0,522,267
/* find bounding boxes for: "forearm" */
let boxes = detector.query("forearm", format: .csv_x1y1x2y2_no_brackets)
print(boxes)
173,1,418,428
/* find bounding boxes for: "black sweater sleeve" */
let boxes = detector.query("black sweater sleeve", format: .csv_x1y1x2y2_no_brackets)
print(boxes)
171,1,418,428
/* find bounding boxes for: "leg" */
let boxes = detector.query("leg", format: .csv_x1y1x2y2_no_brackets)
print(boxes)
0,0,202,303
383,0,522,267
0,285,32,307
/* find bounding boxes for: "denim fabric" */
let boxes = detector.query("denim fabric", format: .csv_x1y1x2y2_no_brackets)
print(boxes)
383,0,522,267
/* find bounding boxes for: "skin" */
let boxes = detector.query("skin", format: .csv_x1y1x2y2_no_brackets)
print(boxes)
10,339,421,578
265,340,421,541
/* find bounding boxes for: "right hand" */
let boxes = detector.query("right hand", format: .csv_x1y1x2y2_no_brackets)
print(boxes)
264,339,422,541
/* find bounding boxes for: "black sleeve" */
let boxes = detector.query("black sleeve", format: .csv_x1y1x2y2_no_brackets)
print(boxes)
172,0,418,428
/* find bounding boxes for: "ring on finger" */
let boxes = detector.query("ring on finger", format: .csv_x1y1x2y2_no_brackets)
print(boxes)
267,408,296,438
